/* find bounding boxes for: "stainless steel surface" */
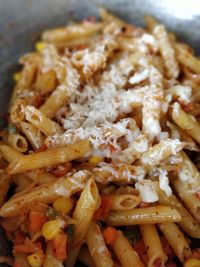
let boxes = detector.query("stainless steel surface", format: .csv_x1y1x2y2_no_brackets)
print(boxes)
0,0,200,264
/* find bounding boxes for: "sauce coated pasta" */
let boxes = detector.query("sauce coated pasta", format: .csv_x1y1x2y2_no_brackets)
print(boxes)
0,8,200,267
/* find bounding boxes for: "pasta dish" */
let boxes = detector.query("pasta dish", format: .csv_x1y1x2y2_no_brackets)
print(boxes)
0,8,199,267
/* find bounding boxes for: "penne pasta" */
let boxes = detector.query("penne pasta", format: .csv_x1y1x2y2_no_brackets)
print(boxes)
152,24,179,79
7,139,91,174
155,182,200,238
110,194,140,211
0,170,90,217
20,121,43,150
0,145,23,163
106,206,181,226
86,221,114,267
112,230,144,267
158,223,192,263
141,139,184,167
66,178,100,267
42,22,103,43
175,43,200,74
99,7,125,26
34,68,57,95
7,133,28,152
140,224,166,267
0,173,11,207
172,102,200,144
23,105,62,136
78,246,96,267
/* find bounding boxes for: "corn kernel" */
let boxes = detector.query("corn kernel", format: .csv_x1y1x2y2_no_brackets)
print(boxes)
27,253,44,267
13,72,21,82
35,42,46,52
53,197,73,214
184,258,200,267
89,156,102,164
42,219,65,240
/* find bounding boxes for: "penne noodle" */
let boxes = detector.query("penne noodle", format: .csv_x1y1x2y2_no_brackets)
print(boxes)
20,122,43,150
155,182,200,238
171,176,200,222
25,170,56,185
144,15,159,32
99,8,125,26
7,133,28,152
140,224,166,267
78,246,96,267
66,178,100,267
23,105,62,136
0,170,90,217
172,102,200,144
86,221,114,267
110,194,140,211
175,43,200,74
13,174,33,192
0,173,11,207
39,48,80,118
34,68,57,95
0,145,23,163
7,139,91,174
112,230,144,267
158,223,192,263
42,22,103,43
106,206,181,226
152,24,179,79
141,139,184,167
93,163,146,184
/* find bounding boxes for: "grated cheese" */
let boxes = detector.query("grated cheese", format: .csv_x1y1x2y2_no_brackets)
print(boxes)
158,169,172,196
135,181,158,202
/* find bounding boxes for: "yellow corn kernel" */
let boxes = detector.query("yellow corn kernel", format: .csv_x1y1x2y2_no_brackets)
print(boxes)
27,253,44,267
184,258,200,267
89,156,102,164
42,219,65,240
35,41,46,52
53,197,74,214
13,72,21,82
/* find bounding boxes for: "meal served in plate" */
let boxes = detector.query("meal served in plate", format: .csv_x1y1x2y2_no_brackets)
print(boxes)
0,8,199,267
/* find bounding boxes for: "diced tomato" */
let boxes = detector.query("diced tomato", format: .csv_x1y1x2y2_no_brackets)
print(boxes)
103,227,119,245
14,231,25,245
51,232,67,261
94,195,113,220
29,211,47,233
13,239,42,255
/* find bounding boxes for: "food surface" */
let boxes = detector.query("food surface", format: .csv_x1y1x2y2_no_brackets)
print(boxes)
0,8,200,267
